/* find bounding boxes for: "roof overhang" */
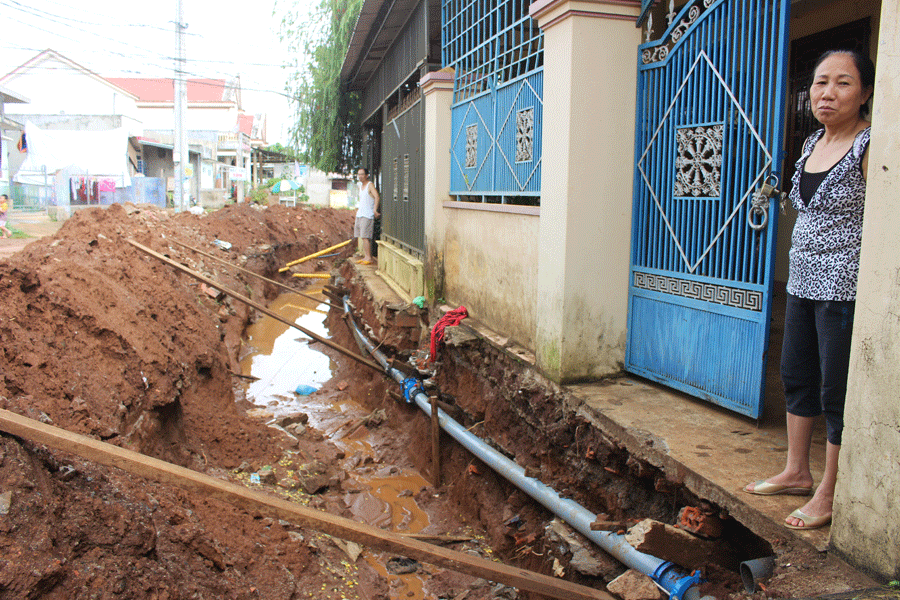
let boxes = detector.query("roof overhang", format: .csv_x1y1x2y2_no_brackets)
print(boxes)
137,138,200,156
340,0,424,91
0,84,30,104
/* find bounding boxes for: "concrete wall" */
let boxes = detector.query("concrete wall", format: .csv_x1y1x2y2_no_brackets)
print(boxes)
443,205,539,350
2,56,140,127
9,114,141,136
832,0,900,581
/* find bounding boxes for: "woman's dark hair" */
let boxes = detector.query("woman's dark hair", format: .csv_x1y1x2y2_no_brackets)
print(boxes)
813,49,876,116
357,167,369,176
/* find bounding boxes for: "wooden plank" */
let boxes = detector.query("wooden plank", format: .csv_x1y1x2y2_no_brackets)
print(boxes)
171,239,342,311
127,240,383,373
0,409,610,600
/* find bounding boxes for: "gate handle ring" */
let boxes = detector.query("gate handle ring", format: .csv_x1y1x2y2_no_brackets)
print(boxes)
748,204,768,231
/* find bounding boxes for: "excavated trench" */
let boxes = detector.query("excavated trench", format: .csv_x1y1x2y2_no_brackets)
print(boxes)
236,256,776,600
0,204,787,599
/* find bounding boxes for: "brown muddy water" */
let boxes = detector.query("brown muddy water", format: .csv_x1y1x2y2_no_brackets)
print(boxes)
239,290,440,599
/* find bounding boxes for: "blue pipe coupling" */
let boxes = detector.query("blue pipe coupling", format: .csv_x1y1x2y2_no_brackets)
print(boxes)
651,562,703,600
401,377,423,403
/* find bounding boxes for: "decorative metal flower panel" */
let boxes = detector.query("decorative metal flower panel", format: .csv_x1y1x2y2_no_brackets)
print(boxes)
465,125,478,168
674,124,723,197
515,107,534,163
636,50,772,275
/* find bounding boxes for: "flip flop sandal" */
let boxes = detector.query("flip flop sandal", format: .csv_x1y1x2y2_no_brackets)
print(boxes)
785,508,832,530
744,481,813,496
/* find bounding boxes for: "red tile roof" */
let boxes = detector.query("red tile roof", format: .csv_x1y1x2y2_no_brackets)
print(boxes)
238,113,254,136
106,78,232,103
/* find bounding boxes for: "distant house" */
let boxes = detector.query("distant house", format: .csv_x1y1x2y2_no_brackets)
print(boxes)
0,84,29,197
109,76,267,206
0,50,158,210
0,49,143,192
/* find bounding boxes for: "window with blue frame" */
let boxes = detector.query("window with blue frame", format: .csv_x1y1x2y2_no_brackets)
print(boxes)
442,0,544,205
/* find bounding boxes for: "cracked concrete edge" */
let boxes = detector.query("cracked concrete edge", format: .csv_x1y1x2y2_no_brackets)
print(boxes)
570,400,825,553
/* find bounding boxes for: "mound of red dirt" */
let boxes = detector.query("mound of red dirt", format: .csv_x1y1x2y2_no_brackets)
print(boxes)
0,203,357,598
0,202,353,468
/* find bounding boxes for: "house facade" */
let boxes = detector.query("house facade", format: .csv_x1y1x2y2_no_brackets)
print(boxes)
343,0,899,580
0,50,143,196
108,77,267,206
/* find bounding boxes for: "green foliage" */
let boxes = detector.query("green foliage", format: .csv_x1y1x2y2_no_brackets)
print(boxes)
280,0,364,174
248,186,269,204
264,143,301,160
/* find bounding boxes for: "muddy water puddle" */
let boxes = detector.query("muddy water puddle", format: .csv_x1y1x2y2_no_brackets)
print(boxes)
240,291,444,599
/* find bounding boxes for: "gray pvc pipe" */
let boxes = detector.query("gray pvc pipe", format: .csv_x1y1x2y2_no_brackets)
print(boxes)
342,304,701,599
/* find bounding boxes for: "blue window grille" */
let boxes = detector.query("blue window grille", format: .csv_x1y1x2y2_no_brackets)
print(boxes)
442,0,543,202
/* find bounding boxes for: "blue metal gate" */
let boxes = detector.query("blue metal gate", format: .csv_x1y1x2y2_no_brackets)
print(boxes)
442,0,543,200
627,0,790,418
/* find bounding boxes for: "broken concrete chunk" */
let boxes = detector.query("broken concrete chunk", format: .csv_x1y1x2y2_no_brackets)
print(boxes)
246,408,274,421
625,518,721,572
330,537,363,562
301,474,330,495
0,490,12,515
569,547,606,577
256,466,277,485
607,569,664,600
386,557,420,575
277,412,309,427
444,325,478,346
285,423,307,437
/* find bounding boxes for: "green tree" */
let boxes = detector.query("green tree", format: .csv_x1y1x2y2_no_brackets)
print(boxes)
280,0,363,174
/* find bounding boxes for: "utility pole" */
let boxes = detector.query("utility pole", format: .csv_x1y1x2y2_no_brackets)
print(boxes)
173,0,188,211
237,131,244,203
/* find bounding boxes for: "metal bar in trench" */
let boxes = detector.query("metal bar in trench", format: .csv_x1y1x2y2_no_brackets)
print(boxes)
127,240,383,374
0,409,612,600
279,239,352,271
171,239,342,311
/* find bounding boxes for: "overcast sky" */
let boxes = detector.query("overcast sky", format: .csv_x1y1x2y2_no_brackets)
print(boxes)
0,0,315,144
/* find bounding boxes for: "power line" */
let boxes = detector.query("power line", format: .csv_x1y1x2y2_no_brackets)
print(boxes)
31,0,202,36
1,3,179,74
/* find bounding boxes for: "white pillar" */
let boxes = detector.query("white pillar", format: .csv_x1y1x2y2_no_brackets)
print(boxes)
530,0,641,382
421,70,455,301
832,1,900,580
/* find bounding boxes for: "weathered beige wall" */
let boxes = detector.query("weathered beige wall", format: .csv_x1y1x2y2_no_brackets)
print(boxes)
532,0,640,381
443,206,539,350
831,0,900,581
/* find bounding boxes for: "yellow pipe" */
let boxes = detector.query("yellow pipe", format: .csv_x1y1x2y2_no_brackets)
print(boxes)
279,239,352,272
291,273,332,279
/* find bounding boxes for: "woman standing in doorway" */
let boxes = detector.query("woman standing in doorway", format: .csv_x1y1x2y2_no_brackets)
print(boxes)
744,49,875,530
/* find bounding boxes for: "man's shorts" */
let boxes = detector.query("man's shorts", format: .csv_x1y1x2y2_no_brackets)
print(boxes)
354,216,374,238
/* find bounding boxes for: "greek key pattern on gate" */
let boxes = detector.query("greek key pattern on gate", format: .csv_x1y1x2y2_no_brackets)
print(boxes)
634,272,762,311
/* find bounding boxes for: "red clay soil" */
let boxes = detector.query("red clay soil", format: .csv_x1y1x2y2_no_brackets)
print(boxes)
0,203,358,599
0,203,505,600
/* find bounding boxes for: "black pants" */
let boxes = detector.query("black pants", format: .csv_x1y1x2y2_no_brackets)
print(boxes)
781,293,855,445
